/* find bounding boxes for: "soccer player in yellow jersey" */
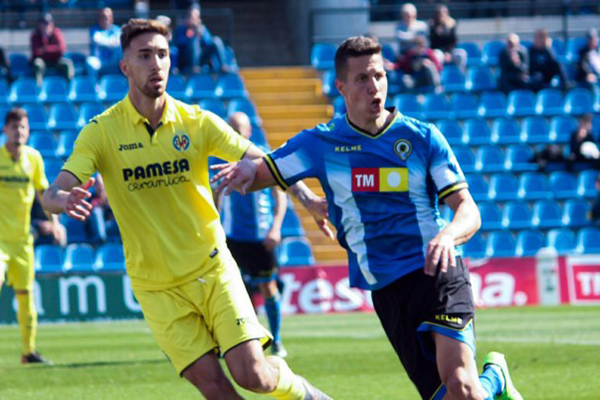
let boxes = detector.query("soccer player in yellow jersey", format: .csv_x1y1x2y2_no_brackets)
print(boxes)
42,19,331,399
1,107,55,365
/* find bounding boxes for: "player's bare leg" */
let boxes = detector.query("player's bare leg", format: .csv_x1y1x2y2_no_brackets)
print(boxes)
182,351,242,399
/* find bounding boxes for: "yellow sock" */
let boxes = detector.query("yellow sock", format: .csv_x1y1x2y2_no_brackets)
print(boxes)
16,291,37,355
267,356,307,400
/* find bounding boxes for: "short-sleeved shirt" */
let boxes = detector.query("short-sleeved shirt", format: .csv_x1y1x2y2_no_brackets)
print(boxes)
62,94,251,290
0,145,48,243
265,109,467,291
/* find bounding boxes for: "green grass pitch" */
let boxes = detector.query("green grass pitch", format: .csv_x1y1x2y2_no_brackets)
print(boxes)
0,306,599,399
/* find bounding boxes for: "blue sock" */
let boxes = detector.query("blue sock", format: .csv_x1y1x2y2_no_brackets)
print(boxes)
264,293,282,343
480,365,504,399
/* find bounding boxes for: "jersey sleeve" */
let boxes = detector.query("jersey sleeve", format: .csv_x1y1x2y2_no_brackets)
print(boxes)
32,151,49,191
200,110,251,162
428,125,468,202
263,130,316,190
62,122,102,184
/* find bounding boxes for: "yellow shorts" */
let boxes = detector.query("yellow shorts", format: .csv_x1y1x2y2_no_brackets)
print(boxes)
0,238,35,291
134,248,272,375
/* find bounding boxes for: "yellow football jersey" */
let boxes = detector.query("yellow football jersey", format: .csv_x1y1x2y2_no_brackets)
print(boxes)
62,95,251,290
0,145,48,243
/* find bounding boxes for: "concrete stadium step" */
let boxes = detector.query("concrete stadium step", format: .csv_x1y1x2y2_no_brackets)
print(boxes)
251,93,329,106
258,104,333,120
245,79,322,94
241,67,319,80
313,245,347,263
262,118,329,132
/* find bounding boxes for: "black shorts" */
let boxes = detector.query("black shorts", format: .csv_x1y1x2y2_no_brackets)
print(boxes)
371,257,475,400
227,239,277,283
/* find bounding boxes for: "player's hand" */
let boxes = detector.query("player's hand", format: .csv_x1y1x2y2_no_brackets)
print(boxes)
305,196,335,240
264,228,282,251
64,177,95,221
424,232,456,276
210,159,257,196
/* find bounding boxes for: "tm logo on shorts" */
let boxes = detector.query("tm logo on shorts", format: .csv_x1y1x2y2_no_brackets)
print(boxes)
352,168,409,192
173,133,190,151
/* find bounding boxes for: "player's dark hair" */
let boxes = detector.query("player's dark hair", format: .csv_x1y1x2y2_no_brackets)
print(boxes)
120,19,170,52
335,36,382,81
4,107,28,126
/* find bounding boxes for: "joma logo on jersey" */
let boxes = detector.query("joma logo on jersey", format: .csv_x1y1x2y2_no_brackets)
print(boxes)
352,168,408,192
122,158,190,181
118,142,144,151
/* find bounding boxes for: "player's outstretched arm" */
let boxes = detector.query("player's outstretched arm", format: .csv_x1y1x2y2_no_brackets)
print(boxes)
424,189,481,276
42,171,95,221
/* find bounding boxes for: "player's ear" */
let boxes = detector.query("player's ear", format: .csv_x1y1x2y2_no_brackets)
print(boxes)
119,59,128,77
335,77,345,97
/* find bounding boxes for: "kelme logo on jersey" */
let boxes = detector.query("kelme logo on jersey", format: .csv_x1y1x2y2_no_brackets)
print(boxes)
351,168,408,192
173,133,190,151
394,139,412,161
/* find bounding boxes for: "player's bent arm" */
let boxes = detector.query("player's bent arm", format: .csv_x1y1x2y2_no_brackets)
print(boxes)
441,189,481,246
42,171,95,221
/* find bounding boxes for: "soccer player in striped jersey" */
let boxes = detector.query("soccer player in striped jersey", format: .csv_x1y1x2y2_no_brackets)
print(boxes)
212,36,523,400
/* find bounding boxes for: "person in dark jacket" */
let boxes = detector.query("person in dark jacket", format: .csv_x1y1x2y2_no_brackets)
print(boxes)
577,28,600,87
428,4,466,71
30,13,74,85
529,28,569,90
498,33,530,93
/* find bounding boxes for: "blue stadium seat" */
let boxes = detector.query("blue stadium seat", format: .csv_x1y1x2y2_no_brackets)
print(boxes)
311,43,336,70
505,144,537,171
464,118,491,145
532,200,562,228
22,104,48,131
381,43,397,63
281,204,305,237
521,116,551,144
227,98,259,124
491,118,521,145
95,243,126,272
215,73,247,99
166,74,187,101
199,98,227,119
44,157,63,183
223,46,239,72
98,74,128,103
48,103,78,131
0,105,9,130
8,53,32,78
482,40,505,66
547,228,577,255
78,102,105,128
441,65,466,92
535,88,564,116
60,213,89,244
9,78,40,103
466,66,495,92
453,146,476,173
393,94,423,120
457,42,483,67
564,88,594,115
277,237,315,266
436,120,464,145
0,79,8,105
576,228,600,254
333,96,346,117
565,37,587,62
56,130,78,159
475,145,505,172
29,133,58,158
462,233,486,259
322,69,339,97
551,39,565,62
63,51,88,76
502,201,532,230
507,90,536,117
548,171,577,199
422,93,452,120
465,174,489,202
519,172,550,200
488,173,519,201
486,231,517,258
249,123,267,145
516,230,545,257
562,199,590,228
479,202,502,231
478,91,507,118
68,76,99,103
578,170,599,198
386,70,403,95
549,115,577,143
185,73,216,100
35,245,64,273
39,76,69,103
450,92,478,119
64,243,96,272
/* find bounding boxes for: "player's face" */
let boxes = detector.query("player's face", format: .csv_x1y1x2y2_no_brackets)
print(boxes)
337,54,387,125
121,32,170,99
3,117,30,147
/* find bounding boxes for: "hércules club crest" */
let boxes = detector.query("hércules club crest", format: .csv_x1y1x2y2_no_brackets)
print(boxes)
173,132,190,151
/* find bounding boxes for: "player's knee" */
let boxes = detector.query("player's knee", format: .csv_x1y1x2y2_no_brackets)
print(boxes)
231,365,273,393
443,368,481,400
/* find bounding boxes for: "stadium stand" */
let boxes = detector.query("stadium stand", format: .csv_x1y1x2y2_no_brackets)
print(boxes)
277,237,316,267
63,243,96,273
34,244,64,273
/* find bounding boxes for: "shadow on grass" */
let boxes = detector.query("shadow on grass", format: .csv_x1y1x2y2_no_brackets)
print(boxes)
49,358,168,369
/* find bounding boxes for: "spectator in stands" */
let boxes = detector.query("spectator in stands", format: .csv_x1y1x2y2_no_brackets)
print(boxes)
173,5,230,74
397,35,442,92
529,28,570,90
396,3,428,55
30,197,66,247
134,0,150,19
87,8,122,78
577,28,600,87
531,144,566,172
498,33,530,93
591,175,600,226
570,114,600,164
428,4,467,71
0,47,9,79
30,13,74,86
